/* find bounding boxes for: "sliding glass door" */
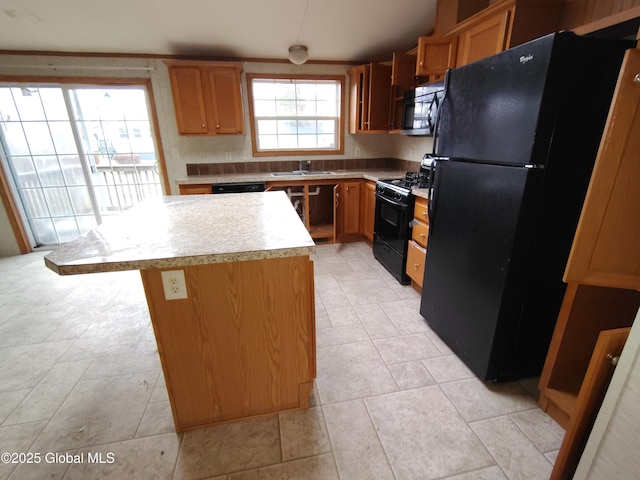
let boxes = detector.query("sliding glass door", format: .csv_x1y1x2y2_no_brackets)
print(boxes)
0,84,163,246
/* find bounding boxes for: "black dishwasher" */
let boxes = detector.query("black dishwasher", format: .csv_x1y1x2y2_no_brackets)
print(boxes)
211,182,266,194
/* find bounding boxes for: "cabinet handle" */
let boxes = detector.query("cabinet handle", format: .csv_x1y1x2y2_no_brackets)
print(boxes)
634,74,640,84
422,211,427,217
346,187,350,192
414,263,420,269
201,123,206,129
216,124,220,129
420,233,426,238
607,353,619,366
420,61,424,66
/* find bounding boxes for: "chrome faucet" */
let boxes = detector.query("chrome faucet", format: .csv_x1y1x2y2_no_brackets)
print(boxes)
298,160,310,172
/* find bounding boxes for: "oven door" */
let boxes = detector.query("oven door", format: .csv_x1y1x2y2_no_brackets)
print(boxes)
374,193,411,254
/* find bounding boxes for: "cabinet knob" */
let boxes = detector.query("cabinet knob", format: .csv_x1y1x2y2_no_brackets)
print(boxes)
422,211,427,217
607,353,620,366
201,123,206,129
346,187,350,192
216,124,220,128
420,233,426,238
414,263,420,269
634,74,640,84
420,62,424,66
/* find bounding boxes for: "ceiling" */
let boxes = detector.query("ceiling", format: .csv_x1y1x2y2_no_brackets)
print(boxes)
0,0,438,64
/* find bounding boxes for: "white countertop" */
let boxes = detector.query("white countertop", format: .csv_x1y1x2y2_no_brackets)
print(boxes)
44,192,315,275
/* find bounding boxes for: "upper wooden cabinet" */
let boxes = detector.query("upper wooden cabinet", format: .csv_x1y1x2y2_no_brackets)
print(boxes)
166,61,244,136
455,5,512,66
348,63,392,133
418,0,564,77
434,0,490,34
416,35,459,77
564,49,640,291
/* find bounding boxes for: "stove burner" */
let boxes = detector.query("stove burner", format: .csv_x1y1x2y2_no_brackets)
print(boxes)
379,171,430,192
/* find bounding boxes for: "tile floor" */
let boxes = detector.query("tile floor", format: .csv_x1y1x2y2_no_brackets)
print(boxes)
0,242,565,480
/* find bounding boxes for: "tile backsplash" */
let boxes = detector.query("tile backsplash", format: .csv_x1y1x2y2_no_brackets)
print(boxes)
186,158,421,176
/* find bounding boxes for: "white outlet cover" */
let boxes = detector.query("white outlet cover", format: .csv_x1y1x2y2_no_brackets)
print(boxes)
160,270,188,300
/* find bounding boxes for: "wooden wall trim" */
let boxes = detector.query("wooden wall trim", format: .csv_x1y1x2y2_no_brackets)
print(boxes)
0,160,31,254
561,1,640,34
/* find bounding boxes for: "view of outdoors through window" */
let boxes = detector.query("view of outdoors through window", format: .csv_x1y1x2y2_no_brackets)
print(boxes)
0,85,162,246
251,78,341,152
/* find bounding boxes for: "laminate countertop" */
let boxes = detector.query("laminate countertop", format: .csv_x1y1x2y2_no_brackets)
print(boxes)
44,192,315,275
175,169,407,185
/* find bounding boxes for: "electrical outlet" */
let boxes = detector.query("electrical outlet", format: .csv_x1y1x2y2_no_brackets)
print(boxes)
354,147,361,158
161,270,188,300
243,151,251,160
225,151,232,161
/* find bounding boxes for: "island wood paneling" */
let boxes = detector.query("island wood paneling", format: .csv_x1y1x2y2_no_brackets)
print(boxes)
140,255,315,432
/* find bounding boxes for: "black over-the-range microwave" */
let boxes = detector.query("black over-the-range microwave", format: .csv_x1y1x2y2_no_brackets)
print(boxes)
401,81,445,136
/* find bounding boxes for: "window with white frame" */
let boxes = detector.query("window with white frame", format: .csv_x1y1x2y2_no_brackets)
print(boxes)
247,75,344,156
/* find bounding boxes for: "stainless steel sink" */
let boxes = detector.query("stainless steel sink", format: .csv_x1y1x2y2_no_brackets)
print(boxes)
271,171,336,176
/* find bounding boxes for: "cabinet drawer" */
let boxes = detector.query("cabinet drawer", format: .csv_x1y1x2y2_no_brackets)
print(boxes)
406,240,427,287
412,221,429,248
414,197,429,224
179,184,212,195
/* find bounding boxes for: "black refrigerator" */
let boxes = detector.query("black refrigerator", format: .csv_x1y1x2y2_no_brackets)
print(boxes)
419,32,634,382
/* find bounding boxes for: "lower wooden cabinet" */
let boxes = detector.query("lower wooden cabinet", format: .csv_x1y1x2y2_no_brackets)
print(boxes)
406,196,430,289
179,184,212,195
406,240,426,286
363,181,376,242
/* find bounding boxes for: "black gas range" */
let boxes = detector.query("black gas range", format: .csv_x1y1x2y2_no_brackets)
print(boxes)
373,155,434,284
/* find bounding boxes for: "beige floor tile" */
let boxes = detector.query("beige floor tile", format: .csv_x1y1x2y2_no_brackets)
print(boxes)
379,299,431,335
0,390,30,424
545,450,559,464
316,324,370,347
33,372,157,451
471,415,553,480
373,333,441,364
441,377,538,422
0,421,48,480
325,306,360,326
229,454,338,480
0,341,73,392
81,351,161,380
279,406,330,461
323,399,395,480
0,312,68,347
353,303,400,339
59,331,144,363
314,309,332,329
4,360,93,425
136,401,175,437
422,354,475,383
509,409,565,453
173,416,280,479
388,361,437,390
425,330,455,355
64,433,180,480
320,293,351,309
340,278,401,305
315,341,398,404
445,465,508,479
365,386,495,480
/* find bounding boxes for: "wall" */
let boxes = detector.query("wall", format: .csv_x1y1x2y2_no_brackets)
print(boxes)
0,53,431,254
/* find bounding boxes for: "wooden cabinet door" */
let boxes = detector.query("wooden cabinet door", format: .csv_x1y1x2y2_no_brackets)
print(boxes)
368,63,392,131
392,52,417,89
550,327,630,480
363,181,376,241
456,6,512,67
348,65,368,133
203,67,244,135
168,67,209,134
341,181,361,235
416,35,459,77
564,49,640,291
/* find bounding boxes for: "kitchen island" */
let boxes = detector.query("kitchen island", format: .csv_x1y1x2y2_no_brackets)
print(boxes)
45,192,316,432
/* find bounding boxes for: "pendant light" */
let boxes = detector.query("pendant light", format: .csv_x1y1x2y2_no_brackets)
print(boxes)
288,45,309,65
288,0,310,65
